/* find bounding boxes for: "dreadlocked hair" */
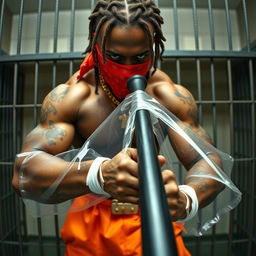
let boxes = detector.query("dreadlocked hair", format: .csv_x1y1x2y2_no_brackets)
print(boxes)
85,0,166,94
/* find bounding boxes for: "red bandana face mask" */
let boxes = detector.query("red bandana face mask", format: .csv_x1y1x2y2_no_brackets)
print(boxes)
95,45,151,99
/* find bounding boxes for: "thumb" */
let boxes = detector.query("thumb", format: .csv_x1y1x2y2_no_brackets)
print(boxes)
157,155,166,167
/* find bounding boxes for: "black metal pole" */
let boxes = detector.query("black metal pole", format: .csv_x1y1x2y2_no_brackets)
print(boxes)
127,75,178,256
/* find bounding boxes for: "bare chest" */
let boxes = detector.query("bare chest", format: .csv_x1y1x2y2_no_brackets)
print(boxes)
72,92,117,147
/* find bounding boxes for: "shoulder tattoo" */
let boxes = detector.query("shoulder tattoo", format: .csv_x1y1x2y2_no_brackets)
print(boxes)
174,88,193,106
39,87,69,124
49,87,69,103
39,101,57,124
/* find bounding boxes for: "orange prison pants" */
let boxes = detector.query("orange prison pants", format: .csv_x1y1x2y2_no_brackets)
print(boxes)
61,198,191,256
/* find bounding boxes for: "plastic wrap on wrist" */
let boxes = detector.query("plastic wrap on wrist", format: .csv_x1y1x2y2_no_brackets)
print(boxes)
18,90,241,235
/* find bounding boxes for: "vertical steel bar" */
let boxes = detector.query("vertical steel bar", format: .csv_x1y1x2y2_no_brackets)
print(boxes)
224,0,233,51
69,0,75,76
173,0,180,84
52,62,58,256
173,0,179,51
191,0,199,50
54,213,61,256
35,0,42,54
91,0,95,11
53,0,63,238
37,217,44,256
14,1,25,253
227,59,234,256
34,62,39,124
14,62,23,256
210,59,217,256
0,0,5,50
35,2,47,254
0,64,4,255
241,0,251,52
247,59,255,256
208,8,217,256
196,59,202,123
70,0,75,53
195,59,202,256
53,0,60,53
53,61,57,89
207,0,215,50
17,0,24,54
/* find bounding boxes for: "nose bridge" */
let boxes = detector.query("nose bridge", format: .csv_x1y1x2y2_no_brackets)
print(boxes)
123,57,133,65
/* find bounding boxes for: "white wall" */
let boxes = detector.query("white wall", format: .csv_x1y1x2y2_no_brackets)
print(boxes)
10,8,241,55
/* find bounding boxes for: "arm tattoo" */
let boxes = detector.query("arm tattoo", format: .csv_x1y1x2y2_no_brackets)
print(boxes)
175,89,193,106
39,101,57,124
187,106,198,123
39,87,69,124
25,120,66,146
46,120,66,145
49,87,69,103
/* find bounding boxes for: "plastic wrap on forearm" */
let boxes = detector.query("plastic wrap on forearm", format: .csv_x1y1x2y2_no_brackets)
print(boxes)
17,91,241,235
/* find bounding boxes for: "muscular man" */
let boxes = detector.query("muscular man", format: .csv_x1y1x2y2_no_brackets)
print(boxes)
12,1,224,255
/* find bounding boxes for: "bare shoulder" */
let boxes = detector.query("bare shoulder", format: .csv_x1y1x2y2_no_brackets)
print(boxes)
40,71,93,125
147,69,198,125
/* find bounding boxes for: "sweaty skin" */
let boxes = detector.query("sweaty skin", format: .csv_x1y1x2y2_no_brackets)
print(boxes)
12,23,222,221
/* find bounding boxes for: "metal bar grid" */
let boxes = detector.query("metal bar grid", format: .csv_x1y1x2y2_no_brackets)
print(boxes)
0,1,255,256
2,50,256,63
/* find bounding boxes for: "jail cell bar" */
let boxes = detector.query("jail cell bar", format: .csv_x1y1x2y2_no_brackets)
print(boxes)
0,1,255,256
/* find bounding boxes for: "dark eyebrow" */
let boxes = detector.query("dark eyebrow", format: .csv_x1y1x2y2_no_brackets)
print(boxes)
106,49,150,57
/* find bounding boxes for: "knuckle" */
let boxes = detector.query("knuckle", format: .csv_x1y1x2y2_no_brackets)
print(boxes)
119,159,130,169
116,186,124,194
116,173,126,183
173,185,179,194
170,209,177,217
162,170,175,181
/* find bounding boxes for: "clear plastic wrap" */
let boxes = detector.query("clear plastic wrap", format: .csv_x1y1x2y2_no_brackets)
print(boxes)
18,90,241,236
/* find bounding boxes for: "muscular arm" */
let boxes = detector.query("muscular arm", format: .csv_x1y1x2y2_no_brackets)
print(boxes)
12,84,93,203
152,80,224,212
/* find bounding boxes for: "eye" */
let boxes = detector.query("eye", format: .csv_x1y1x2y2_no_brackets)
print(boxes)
106,53,120,60
136,53,148,60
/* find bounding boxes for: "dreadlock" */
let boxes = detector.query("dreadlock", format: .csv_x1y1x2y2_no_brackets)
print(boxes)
85,0,166,93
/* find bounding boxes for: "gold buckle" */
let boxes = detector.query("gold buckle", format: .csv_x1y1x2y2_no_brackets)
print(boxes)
111,199,139,215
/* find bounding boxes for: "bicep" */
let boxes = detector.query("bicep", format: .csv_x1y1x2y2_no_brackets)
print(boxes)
21,84,77,155
21,121,75,155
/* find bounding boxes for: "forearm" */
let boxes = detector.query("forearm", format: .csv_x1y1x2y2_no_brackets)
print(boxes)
184,158,224,209
13,151,93,204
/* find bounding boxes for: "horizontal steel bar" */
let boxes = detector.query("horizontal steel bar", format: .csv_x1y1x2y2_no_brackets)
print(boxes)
0,104,42,108
234,158,256,162
0,162,13,165
0,240,65,247
0,52,83,63
0,237,249,247
1,50,256,63
185,238,250,246
0,101,255,109
163,50,256,58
